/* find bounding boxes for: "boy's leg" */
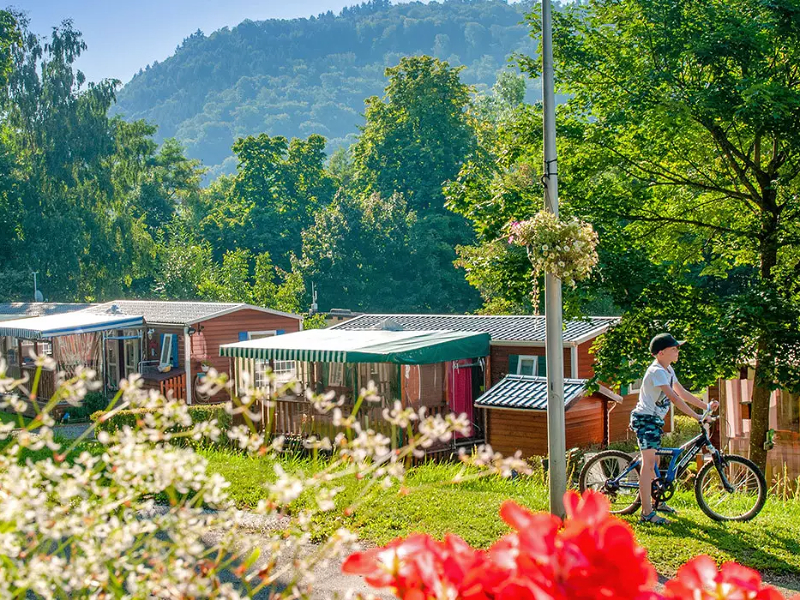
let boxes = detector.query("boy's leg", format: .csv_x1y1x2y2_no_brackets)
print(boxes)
639,448,656,515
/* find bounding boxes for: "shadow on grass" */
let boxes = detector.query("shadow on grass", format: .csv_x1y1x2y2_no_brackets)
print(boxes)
641,515,800,577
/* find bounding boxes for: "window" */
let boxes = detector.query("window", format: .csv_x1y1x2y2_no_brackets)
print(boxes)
629,378,643,393
517,356,539,377
247,331,296,386
247,330,277,340
159,334,174,368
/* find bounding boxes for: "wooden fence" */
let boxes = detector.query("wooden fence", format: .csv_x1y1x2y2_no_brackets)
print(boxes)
159,373,186,401
248,398,473,463
21,365,56,403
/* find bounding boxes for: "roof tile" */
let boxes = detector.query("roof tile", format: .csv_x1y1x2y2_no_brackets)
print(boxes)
331,314,618,343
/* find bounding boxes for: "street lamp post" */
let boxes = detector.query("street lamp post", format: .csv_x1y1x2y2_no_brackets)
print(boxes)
542,0,566,518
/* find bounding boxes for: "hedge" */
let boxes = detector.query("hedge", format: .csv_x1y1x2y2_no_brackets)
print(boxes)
91,403,233,447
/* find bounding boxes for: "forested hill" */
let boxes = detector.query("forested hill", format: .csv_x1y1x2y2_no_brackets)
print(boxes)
114,0,537,177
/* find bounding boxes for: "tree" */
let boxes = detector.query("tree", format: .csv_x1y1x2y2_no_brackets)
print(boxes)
201,133,337,269
352,55,477,212
534,0,800,469
300,191,481,313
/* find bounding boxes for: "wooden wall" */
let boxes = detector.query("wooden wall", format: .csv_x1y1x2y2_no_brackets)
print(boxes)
191,309,301,401
490,345,572,385
576,341,596,379
192,309,301,375
486,396,605,458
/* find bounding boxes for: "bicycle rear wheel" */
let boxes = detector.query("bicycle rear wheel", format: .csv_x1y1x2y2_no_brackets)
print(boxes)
695,454,767,522
579,450,641,515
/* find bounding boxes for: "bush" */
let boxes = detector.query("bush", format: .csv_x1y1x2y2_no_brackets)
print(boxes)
61,391,109,423
91,403,233,447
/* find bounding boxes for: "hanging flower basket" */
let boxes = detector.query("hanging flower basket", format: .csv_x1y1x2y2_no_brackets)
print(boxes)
507,210,599,310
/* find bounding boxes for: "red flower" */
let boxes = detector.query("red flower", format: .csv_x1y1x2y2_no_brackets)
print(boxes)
342,532,484,599
342,491,783,600
663,555,790,600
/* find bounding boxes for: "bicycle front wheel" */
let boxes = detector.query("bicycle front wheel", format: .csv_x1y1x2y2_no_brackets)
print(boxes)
695,454,767,522
579,450,641,515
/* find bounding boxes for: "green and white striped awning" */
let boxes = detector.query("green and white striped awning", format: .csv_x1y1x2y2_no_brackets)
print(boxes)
0,312,144,340
220,328,490,365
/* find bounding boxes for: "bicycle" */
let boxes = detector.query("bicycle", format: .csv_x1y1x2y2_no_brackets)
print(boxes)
579,407,767,521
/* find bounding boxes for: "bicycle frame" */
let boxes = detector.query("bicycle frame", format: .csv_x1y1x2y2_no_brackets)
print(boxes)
609,420,734,493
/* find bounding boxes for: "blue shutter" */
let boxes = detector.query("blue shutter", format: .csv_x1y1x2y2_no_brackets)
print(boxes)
537,355,547,377
171,334,179,367
508,355,519,375
621,384,629,396
277,329,285,335
238,332,247,342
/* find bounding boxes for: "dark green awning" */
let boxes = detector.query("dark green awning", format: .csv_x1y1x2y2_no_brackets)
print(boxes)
220,328,490,365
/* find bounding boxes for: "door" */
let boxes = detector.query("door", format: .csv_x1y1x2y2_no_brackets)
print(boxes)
106,339,120,390
123,331,141,379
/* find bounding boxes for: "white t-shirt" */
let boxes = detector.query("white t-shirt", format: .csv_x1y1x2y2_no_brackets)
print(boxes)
632,360,677,420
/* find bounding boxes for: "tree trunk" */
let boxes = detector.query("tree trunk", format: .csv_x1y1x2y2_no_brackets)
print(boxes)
749,344,771,472
749,210,780,472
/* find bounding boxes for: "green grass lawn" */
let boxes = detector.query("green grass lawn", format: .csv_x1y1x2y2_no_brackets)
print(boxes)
0,411,31,427
3,433,798,579
200,447,800,578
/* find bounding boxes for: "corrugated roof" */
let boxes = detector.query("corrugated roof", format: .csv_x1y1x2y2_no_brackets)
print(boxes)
474,375,588,410
0,303,94,319
330,314,618,344
81,300,301,326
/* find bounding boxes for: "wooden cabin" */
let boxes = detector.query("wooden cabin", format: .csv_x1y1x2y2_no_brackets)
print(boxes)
715,370,800,482
220,328,492,454
329,314,632,451
82,301,303,402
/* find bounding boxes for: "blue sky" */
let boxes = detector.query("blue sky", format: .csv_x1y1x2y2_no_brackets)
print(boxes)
7,0,432,85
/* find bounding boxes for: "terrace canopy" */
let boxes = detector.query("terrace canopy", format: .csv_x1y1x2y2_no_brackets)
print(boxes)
0,312,144,340
220,328,490,365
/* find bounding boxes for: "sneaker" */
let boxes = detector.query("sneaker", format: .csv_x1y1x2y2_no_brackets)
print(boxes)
640,510,669,525
657,503,678,515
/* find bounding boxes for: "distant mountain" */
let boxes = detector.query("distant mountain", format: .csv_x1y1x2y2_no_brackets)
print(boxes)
113,0,539,178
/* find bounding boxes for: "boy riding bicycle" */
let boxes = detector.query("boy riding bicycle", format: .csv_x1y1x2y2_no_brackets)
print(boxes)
630,333,719,524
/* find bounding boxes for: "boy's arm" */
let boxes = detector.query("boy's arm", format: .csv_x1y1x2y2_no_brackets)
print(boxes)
672,381,707,409
658,384,702,420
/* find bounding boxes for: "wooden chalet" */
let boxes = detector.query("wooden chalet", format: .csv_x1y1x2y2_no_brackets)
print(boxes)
0,301,302,406
80,301,303,402
220,326,491,455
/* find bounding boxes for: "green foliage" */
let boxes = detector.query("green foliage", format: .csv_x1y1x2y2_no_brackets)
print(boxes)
352,55,477,212
92,403,233,446
113,0,538,176
0,17,203,301
300,191,480,312
62,392,108,423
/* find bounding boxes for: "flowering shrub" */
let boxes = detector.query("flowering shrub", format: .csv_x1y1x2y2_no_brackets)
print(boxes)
343,490,796,600
0,356,528,598
507,211,599,310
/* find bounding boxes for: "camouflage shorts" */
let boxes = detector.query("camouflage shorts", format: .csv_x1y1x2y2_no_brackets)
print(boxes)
630,413,665,450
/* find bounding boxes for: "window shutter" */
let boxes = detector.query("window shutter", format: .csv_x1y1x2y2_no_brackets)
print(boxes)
537,355,547,377
508,354,519,375
171,334,179,367
238,332,247,342
620,384,629,396
277,329,285,335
